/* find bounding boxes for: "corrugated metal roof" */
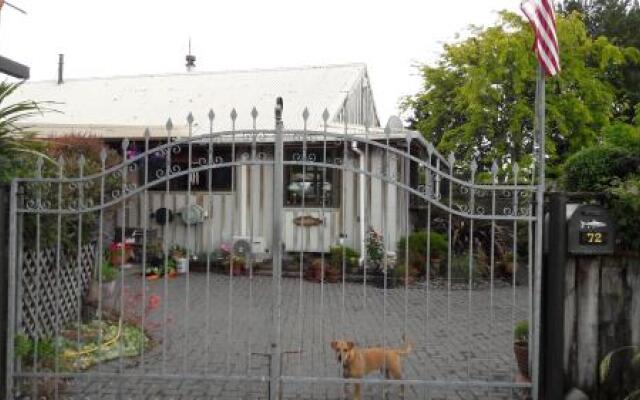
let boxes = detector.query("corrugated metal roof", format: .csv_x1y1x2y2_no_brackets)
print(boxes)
13,63,377,137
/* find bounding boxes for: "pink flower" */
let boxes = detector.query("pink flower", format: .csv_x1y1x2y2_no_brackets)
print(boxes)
147,294,161,311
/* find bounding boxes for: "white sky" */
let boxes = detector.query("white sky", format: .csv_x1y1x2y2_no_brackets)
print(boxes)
0,0,520,122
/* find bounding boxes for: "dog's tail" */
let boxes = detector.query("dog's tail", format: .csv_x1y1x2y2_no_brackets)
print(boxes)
396,335,412,356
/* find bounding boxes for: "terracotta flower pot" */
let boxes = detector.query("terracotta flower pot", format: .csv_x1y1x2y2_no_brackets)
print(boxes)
513,341,529,378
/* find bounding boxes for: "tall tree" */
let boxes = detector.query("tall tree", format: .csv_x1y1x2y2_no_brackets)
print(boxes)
403,11,639,176
559,0,640,121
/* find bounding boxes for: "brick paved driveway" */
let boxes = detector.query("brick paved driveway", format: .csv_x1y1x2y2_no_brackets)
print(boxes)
57,270,531,399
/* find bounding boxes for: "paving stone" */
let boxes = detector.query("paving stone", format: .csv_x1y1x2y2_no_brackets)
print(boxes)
22,273,530,399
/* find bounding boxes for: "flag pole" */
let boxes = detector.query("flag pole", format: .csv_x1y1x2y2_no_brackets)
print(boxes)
532,62,545,400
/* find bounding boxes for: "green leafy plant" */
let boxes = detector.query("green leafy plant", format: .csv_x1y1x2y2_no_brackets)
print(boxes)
397,231,448,274
99,259,118,282
562,145,638,192
329,245,360,271
514,320,528,344
446,252,490,280
605,176,640,251
14,334,56,367
600,345,640,400
561,125,640,251
170,244,187,259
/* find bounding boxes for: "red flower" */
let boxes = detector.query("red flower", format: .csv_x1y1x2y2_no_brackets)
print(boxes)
109,242,131,253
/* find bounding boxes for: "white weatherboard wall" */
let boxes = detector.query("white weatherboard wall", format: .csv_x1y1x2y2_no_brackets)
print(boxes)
118,148,407,255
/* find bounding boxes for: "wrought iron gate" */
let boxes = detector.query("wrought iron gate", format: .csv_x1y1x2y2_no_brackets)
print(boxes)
5,98,542,399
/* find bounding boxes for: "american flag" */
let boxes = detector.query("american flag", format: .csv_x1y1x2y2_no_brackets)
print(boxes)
521,0,561,76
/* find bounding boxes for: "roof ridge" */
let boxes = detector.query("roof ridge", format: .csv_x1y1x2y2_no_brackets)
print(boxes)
24,62,368,85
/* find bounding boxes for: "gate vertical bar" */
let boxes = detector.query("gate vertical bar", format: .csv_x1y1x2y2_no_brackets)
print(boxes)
270,97,284,400
532,63,546,400
531,64,545,400
5,181,18,400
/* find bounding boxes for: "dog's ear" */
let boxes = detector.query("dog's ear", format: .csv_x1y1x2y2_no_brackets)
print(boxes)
330,341,338,350
346,341,355,350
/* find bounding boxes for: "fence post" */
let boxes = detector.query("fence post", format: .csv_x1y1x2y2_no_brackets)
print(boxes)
270,97,284,400
543,192,567,399
0,184,9,400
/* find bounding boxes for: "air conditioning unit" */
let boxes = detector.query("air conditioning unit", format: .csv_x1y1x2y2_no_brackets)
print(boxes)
232,236,267,262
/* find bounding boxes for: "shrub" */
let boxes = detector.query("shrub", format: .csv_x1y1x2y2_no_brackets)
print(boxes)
448,252,490,280
606,177,640,252
329,246,360,270
365,227,385,270
562,145,638,192
396,231,448,273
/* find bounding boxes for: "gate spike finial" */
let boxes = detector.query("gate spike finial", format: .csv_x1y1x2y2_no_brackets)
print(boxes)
187,112,194,125
36,156,44,177
251,107,259,120
491,160,499,176
57,155,65,175
166,118,174,132
322,108,330,123
208,109,215,122
447,152,456,166
122,138,130,151
512,162,520,176
302,107,310,122
78,154,86,167
470,159,478,174
144,128,150,140
230,108,238,122
100,147,108,163
426,142,434,156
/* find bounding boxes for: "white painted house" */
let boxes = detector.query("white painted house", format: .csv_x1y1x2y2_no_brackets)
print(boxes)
15,63,440,258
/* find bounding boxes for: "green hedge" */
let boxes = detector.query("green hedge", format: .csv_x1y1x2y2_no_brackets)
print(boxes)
560,123,640,252
562,145,637,191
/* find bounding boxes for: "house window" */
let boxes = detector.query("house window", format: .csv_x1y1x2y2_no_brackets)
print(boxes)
284,147,340,208
147,145,232,192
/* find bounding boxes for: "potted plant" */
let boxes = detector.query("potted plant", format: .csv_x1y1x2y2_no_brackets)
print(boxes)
394,264,419,286
225,255,246,276
365,227,385,272
513,320,529,378
501,251,516,276
145,265,161,280
304,258,322,282
108,242,133,267
330,246,360,275
170,245,189,274
397,231,447,277
87,257,119,305
99,259,118,294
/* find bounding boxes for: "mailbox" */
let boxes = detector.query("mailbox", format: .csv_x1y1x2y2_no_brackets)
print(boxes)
567,204,614,255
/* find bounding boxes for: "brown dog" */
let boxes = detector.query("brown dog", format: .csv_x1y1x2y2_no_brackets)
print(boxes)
331,337,412,399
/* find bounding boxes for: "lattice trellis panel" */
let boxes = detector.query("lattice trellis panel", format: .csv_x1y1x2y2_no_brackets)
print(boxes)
20,243,97,339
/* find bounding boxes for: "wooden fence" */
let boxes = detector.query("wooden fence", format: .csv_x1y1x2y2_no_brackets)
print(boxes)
564,254,640,398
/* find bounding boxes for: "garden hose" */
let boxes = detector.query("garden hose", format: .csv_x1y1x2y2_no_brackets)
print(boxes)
63,319,123,358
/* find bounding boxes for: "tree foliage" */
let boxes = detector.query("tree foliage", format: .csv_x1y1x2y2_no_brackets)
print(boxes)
404,11,640,176
0,81,52,183
559,0,640,123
